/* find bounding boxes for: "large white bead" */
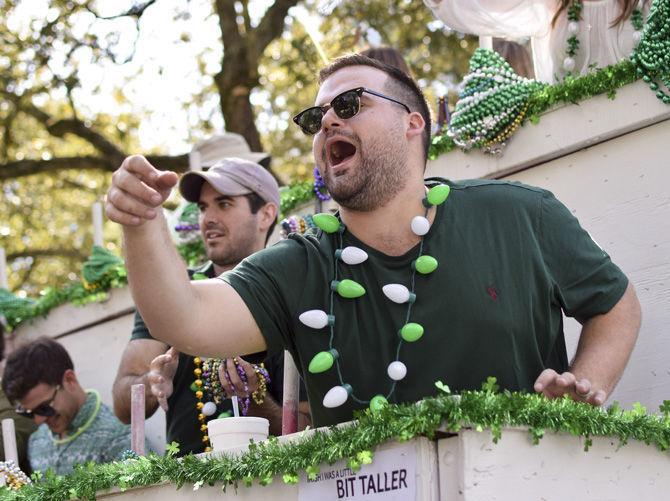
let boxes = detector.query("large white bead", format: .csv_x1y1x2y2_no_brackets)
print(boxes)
411,216,430,236
340,246,368,265
323,385,350,408
387,361,407,381
633,31,642,45
568,21,580,34
202,401,217,416
299,309,329,329
563,57,575,71
382,284,411,304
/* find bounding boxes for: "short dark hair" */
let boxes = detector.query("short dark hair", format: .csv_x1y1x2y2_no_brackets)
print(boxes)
2,337,74,403
359,47,411,75
318,54,432,162
243,192,277,244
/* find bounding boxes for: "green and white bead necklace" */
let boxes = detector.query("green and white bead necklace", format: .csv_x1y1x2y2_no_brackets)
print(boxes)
563,0,645,74
298,184,451,412
631,0,670,104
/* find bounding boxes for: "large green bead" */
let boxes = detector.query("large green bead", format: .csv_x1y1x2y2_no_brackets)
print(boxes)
414,255,438,274
190,382,199,392
369,395,388,413
308,349,338,374
312,213,340,233
400,323,424,342
427,184,451,206
333,279,366,298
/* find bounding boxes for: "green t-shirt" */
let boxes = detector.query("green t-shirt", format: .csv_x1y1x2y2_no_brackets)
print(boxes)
221,179,628,427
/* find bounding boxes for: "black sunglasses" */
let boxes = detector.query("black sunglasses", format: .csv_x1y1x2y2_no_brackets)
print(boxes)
15,385,60,418
293,87,411,135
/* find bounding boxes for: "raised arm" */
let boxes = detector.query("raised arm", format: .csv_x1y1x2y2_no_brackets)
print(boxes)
534,282,641,405
105,155,267,357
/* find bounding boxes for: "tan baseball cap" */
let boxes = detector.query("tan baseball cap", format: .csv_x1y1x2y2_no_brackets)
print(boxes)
179,157,280,208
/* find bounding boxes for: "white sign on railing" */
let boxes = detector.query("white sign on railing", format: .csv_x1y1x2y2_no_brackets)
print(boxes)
298,442,416,500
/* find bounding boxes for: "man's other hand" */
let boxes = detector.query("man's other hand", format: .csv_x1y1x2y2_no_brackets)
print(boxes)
148,347,180,411
534,368,606,406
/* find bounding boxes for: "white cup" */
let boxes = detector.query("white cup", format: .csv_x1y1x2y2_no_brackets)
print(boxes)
207,417,269,451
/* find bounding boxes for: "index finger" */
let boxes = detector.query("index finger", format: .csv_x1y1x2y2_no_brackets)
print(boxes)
122,155,161,184
533,368,559,392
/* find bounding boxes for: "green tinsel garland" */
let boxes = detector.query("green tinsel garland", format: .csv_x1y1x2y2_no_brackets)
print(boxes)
428,59,640,160
4,381,670,501
280,181,315,217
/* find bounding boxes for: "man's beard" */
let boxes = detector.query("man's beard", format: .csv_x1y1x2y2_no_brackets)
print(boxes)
204,226,258,270
321,128,408,212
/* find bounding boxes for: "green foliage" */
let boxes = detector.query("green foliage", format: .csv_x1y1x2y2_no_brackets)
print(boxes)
279,180,316,217
4,388,670,500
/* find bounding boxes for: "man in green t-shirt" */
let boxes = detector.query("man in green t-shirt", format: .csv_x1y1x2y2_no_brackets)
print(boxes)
105,55,641,427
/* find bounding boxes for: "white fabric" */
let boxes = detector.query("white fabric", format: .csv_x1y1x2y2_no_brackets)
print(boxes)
424,0,647,83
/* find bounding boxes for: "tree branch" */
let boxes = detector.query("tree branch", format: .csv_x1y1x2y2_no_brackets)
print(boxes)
253,0,300,59
215,0,242,48
7,249,88,261
0,157,115,180
0,153,190,180
84,0,158,20
18,103,125,160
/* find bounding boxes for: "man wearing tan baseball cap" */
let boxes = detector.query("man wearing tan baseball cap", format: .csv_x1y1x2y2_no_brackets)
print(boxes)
113,157,310,451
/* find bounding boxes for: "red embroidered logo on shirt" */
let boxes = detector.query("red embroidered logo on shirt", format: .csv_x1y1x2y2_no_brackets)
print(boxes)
487,286,499,302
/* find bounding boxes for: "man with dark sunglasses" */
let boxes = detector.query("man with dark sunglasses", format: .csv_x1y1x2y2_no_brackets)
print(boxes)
2,337,134,475
105,54,640,428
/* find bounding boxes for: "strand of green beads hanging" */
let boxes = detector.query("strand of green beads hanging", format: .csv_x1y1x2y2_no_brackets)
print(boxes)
300,184,451,413
562,0,583,74
448,49,546,154
631,0,670,104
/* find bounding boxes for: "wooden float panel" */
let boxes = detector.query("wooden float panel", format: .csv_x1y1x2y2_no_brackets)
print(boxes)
438,428,670,500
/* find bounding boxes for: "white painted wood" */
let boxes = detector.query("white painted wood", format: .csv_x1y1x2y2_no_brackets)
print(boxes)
12,286,134,340
478,36,493,50
0,248,7,289
1,419,18,464
98,479,298,500
439,427,670,500
92,202,104,247
426,81,670,181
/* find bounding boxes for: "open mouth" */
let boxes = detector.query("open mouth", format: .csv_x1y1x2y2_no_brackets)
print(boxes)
328,140,357,168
